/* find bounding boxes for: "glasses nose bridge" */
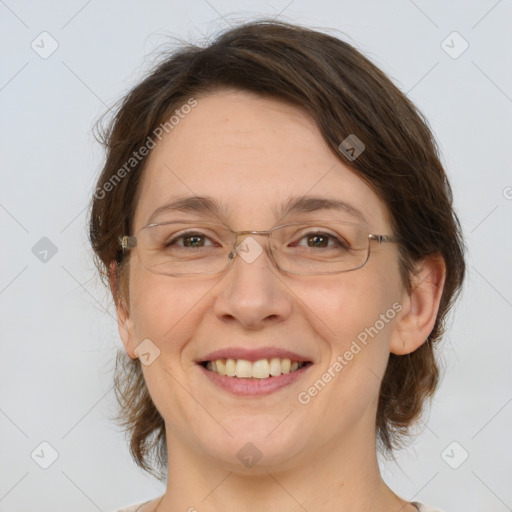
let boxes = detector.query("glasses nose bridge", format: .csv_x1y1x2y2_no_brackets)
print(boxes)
232,228,273,249
227,229,277,264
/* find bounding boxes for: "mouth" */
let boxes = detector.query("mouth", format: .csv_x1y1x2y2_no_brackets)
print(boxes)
197,357,313,396
199,357,312,379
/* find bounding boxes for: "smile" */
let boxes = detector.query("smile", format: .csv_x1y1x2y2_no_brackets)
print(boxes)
198,358,313,397
201,357,310,379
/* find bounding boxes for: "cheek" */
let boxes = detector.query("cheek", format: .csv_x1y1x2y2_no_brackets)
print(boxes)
298,275,399,422
129,268,216,349
296,270,398,348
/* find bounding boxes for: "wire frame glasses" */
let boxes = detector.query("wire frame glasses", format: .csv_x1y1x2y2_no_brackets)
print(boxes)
119,219,397,277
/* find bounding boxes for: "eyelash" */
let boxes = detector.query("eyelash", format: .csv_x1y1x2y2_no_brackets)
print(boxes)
165,230,348,249
166,232,217,247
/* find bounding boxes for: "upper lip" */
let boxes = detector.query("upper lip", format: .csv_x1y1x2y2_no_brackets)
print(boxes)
198,347,312,363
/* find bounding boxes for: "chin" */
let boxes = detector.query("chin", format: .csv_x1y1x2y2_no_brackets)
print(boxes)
199,426,308,472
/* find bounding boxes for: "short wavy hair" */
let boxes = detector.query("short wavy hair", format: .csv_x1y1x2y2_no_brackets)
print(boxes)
88,19,466,479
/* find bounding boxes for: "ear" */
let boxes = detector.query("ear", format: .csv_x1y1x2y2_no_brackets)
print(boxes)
109,261,137,359
390,254,446,355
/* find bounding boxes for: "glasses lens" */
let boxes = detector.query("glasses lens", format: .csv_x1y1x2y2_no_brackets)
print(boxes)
138,221,232,276
135,220,371,276
270,221,370,274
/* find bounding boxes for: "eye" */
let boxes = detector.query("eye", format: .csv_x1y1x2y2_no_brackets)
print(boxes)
166,230,218,248
292,230,350,250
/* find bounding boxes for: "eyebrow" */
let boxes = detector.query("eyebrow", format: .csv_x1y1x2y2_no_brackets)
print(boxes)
146,194,367,226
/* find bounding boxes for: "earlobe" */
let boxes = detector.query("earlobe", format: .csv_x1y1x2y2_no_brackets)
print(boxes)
109,260,137,359
390,255,446,355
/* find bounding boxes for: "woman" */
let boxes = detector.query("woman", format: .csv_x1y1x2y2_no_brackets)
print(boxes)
88,19,465,512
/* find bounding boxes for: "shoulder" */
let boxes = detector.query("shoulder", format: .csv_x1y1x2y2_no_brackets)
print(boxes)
114,501,151,512
411,502,445,512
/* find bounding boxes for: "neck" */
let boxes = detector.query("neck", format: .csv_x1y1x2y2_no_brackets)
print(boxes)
152,420,414,512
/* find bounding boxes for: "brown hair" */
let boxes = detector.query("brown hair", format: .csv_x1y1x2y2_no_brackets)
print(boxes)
88,19,466,479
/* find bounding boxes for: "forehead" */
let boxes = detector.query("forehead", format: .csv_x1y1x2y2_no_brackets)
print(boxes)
132,89,391,232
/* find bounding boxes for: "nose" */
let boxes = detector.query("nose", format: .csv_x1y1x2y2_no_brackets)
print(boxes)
213,233,293,330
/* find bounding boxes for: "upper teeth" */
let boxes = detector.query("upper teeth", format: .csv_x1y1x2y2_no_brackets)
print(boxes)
205,358,306,379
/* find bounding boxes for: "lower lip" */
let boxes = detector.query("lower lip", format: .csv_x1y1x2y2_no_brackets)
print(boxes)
198,363,312,396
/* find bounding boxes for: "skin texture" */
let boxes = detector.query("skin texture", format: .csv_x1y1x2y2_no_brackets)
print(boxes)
112,89,445,512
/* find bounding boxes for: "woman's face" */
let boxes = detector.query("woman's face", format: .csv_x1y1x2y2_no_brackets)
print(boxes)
118,89,407,470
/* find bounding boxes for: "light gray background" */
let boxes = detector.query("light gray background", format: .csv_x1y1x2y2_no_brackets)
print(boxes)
1,1,511,511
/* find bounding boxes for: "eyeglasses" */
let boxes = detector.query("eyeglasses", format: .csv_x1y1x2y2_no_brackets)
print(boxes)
119,219,397,277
